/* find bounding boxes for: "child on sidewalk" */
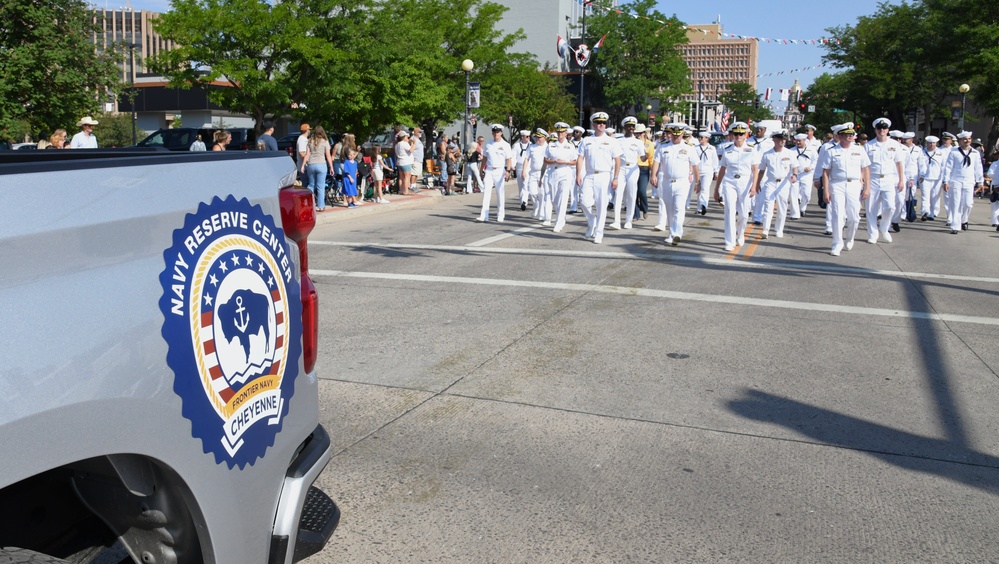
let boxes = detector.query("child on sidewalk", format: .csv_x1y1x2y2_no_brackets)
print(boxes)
343,148,360,208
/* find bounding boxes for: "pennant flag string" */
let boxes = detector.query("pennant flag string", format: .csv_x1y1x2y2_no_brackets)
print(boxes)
756,63,827,78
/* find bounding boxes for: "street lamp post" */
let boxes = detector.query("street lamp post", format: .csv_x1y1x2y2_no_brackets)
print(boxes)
129,43,138,145
959,83,970,131
696,79,703,132
461,59,474,155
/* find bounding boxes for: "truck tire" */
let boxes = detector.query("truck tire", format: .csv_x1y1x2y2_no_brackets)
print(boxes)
0,548,70,564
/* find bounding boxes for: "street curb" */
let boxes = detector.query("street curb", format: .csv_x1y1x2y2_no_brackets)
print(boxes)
314,187,445,224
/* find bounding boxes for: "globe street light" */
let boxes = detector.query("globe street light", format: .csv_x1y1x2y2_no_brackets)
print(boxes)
959,83,970,131
646,104,652,129
462,59,474,155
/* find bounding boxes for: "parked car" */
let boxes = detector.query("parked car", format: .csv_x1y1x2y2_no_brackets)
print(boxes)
134,127,258,151
12,143,37,150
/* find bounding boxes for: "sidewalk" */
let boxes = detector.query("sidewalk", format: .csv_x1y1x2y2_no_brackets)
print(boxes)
314,186,446,225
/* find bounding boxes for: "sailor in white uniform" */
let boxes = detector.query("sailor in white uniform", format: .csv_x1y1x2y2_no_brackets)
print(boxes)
756,130,799,239
818,122,870,256
610,116,644,230
514,130,531,211
917,135,944,221
790,133,818,219
865,117,905,243
546,122,578,232
476,124,514,223
650,123,700,245
941,131,984,234
522,128,548,220
694,131,718,215
713,122,760,251
576,112,622,244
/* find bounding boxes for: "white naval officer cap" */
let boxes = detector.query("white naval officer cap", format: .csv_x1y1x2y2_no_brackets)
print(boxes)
924,135,940,143
553,122,570,132
794,133,808,141
902,132,915,139
621,116,639,127
770,129,786,138
804,124,816,130
832,122,856,134
590,112,610,123
873,117,891,128
728,122,750,134
957,131,973,139
941,131,957,139
491,123,505,131
533,128,548,138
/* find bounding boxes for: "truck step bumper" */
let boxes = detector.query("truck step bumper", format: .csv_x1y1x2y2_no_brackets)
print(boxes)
293,486,340,562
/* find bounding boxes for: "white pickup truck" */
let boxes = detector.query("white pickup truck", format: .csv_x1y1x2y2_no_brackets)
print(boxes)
0,150,338,563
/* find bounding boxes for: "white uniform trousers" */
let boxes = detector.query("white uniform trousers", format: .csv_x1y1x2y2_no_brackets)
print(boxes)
867,176,898,238
539,171,554,223
696,173,712,210
947,181,975,231
761,178,792,236
990,192,999,226
581,171,613,241
719,179,752,248
517,169,529,206
526,169,543,219
659,176,691,240
478,169,507,222
920,177,942,218
829,179,863,252
551,167,575,231
790,173,814,218
568,178,580,212
612,165,639,228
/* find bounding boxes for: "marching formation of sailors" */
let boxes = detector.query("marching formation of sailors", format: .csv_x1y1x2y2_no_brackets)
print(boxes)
473,115,994,255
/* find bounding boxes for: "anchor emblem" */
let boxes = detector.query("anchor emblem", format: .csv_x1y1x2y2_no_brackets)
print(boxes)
234,295,249,333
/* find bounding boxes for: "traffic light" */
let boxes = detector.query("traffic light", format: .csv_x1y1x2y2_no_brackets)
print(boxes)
799,102,806,112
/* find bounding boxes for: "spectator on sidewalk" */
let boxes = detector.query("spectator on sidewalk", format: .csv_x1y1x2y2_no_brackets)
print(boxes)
70,116,99,148
465,136,484,194
372,145,391,204
343,147,360,208
301,125,334,211
395,130,415,195
257,121,278,150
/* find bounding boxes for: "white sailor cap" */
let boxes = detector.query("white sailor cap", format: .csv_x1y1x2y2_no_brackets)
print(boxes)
805,124,816,130
572,125,585,134
902,132,915,139
553,122,570,132
832,122,856,135
889,130,903,138
924,135,940,143
941,131,957,139
621,116,639,127
728,122,750,134
957,131,973,139
606,127,616,135
518,129,530,136
873,117,892,128
491,123,505,131
794,133,808,141
590,112,610,123
698,131,711,138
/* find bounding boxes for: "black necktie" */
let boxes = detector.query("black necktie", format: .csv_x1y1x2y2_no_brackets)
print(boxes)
959,148,972,167
699,147,708,161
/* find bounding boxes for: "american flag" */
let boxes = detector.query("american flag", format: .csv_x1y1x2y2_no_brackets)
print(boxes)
721,110,730,131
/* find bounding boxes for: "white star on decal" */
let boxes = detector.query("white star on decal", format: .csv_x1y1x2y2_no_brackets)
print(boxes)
231,255,240,266
267,276,274,288
203,293,213,306
219,262,228,273
258,262,265,274
245,254,254,267
209,273,219,287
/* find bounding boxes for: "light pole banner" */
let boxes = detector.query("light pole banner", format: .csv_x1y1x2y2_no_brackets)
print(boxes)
468,82,481,109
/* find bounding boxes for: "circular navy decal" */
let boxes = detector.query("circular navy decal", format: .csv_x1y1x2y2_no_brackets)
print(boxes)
159,196,302,468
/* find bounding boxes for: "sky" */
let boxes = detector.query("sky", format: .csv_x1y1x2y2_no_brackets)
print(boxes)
109,0,896,116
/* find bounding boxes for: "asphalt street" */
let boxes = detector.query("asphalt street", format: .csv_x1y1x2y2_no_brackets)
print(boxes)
306,184,999,563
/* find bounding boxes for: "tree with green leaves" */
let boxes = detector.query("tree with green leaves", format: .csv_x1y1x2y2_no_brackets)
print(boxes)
720,82,773,124
798,73,854,134
475,63,578,136
0,0,124,138
582,0,690,120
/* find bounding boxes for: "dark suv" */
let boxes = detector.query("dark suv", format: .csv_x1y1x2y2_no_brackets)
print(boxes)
134,127,258,151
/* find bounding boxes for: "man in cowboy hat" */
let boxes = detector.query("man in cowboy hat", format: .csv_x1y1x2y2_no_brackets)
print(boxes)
70,116,99,149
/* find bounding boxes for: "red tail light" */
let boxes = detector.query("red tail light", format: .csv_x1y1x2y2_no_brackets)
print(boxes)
280,186,318,373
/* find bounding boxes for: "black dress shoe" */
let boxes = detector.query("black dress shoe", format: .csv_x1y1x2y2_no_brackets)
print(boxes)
951,229,959,234
520,202,527,211
961,222,968,231
753,220,762,226
996,225,999,232
927,216,934,221
921,213,928,221
699,205,707,216
891,222,900,233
